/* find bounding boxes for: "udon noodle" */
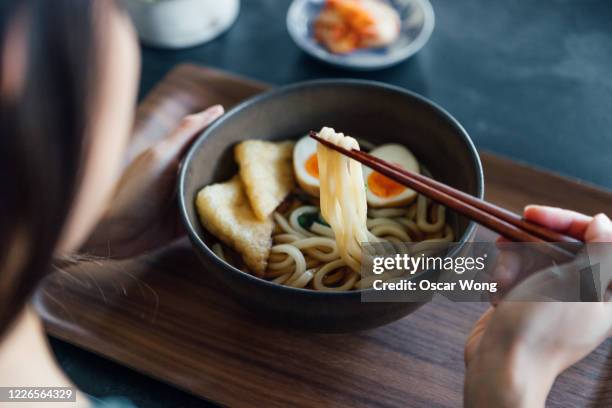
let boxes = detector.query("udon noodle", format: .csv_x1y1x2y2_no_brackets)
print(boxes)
261,128,454,291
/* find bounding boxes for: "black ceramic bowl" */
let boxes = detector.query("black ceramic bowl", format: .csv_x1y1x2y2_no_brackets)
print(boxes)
178,80,483,333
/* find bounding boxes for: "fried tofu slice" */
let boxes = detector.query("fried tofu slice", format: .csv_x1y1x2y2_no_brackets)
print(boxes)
196,176,273,276
235,140,295,221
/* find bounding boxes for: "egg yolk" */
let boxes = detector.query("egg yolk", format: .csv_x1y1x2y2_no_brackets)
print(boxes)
368,170,406,198
305,153,319,178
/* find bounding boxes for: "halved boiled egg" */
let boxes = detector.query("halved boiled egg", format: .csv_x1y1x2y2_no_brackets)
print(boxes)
293,135,320,196
363,144,419,207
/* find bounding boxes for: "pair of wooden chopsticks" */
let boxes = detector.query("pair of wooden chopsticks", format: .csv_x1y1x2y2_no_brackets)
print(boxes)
309,131,584,262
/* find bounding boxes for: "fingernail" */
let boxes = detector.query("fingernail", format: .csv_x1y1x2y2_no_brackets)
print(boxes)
191,105,223,121
585,213,612,242
205,105,224,117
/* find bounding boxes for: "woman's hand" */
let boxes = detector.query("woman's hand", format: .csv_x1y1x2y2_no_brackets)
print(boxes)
80,105,224,258
464,206,612,407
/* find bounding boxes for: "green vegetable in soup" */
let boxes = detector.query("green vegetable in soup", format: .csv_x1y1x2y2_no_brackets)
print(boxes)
298,211,319,229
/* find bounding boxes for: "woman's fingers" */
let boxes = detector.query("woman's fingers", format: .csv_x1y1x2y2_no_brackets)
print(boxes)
154,105,224,161
524,205,592,240
525,205,612,243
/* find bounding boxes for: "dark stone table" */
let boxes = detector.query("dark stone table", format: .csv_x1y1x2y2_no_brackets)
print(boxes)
52,0,612,406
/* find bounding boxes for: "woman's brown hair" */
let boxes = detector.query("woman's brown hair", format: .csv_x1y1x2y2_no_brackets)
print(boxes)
0,0,118,338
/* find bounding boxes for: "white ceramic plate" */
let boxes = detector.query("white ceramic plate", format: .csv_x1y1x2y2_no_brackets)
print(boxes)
287,0,434,70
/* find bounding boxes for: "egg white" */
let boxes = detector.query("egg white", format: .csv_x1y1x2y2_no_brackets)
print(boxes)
363,144,419,207
293,135,320,196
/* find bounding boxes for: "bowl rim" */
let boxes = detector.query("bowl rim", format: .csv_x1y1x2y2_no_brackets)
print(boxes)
178,78,484,298
286,0,436,71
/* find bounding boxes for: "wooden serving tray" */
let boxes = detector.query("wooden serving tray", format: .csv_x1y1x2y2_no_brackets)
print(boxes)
35,64,612,408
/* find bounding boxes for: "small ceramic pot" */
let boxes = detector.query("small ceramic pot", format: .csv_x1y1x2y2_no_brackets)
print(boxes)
124,0,240,49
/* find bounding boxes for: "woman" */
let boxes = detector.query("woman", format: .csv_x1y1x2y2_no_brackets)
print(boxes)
0,1,222,406
0,1,609,407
